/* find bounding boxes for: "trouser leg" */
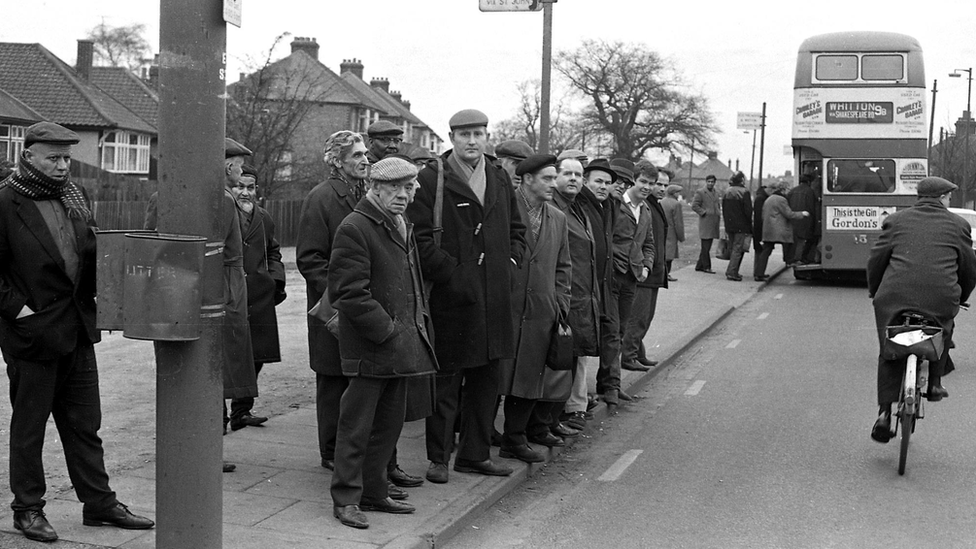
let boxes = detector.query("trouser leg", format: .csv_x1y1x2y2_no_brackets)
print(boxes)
877,356,904,405
317,374,349,462
622,286,655,364
456,363,499,463
754,242,774,276
696,239,713,270
564,357,587,413
528,401,562,438
7,354,57,512
598,273,637,393
426,371,463,464
502,396,535,447
231,362,264,419
726,232,746,276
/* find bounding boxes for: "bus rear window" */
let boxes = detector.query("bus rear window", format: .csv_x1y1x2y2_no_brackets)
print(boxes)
861,55,904,80
816,55,858,80
827,159,897,193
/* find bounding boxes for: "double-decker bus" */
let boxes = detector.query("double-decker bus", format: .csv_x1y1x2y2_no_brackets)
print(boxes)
791,31,927,279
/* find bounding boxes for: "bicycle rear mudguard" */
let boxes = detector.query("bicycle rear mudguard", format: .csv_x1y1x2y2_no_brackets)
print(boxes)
883,325,944,362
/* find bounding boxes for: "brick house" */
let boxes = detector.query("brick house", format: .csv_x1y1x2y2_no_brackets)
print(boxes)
0,88,43,169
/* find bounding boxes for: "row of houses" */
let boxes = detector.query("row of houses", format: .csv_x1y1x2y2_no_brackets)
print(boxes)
0,36,442,199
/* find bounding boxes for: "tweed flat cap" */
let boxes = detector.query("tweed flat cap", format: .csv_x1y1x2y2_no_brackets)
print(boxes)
24,122,79,147
583,158,618,183
240,164,258,179
557,149,588,163
449,109,489,130
515,154,557,177
408,146,435,161
916,176,957,197
495,140,534,161
666,184,684,196
610,158,635,184
371,157,418,185
225,138,252,158
367,120,404,138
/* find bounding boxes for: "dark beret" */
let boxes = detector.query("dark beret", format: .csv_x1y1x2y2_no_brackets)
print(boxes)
24,122,79,147
225,138,252,158
583,158,618,183
917,176,957,197
610,158,635,184
371,157,418,185
495,140,534,161
449,109,489,130
240,164,258,179
516,154,557,177
367,120,404,138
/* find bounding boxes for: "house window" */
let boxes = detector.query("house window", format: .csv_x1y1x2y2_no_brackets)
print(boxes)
101,131,151,174
0,125,26,163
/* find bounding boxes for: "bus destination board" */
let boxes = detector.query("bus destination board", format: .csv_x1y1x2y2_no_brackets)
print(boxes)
825,102,894,124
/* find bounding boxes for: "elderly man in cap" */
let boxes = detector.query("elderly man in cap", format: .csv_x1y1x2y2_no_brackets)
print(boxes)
0,122,154,542
557,149,589,168
366,120,405,164
494,139,534,187
692,174,721,273
328,156,437,529
408,109,527,483
867,176,976,443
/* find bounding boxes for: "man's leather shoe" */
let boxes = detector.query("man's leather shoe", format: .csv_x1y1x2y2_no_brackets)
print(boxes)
622,360,651,372
603,389,620,406
222,461,236,473
14,509,58,542
334,504,369,529
454,458,513,476
426,462,449,484
388,483,409,501
754,275,769,281
552,421,581,437
230,413,268,431
499,444,545,463
702,269,716,274
927,384,949,401
528,431,565,447
83,502,154,529
389,465,424,487
321,458,335,470
360,497,415,514
726,274,743,281
871,410,893,443
637,357,659,367
560,411,586,431
667,275,678,281
618,389,634,402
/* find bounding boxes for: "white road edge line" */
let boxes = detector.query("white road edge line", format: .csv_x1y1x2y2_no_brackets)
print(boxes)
597,449,644,482
757,312,770,320
726,339,741,349
685,380,706,396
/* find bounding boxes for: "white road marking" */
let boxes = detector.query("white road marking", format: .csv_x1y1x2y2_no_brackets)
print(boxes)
775,293,784,299
726,339,741,349
757,312,770,320
597,449,644,482
685,380,706,396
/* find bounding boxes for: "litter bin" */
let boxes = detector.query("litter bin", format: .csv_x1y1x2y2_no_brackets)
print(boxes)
95,229,154,331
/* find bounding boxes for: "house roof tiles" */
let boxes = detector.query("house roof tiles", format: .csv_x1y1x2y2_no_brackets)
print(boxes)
0,87,44,125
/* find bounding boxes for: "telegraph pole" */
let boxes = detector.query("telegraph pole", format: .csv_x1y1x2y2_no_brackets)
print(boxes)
539,0,555,154
757,102,767,190
928,79,937,166
156,1,227,547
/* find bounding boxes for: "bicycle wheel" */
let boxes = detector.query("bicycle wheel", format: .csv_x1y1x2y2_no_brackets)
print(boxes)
898,404,914,475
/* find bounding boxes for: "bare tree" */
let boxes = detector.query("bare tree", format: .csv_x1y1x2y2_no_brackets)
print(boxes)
492,79,591,155
555,39,717,161
86,22,152,72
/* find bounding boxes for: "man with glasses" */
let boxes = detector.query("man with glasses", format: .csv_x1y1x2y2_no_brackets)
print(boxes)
366,120,404,164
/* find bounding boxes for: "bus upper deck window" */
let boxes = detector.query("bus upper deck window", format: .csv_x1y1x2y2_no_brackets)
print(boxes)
816,55,858,81
862,55,904,81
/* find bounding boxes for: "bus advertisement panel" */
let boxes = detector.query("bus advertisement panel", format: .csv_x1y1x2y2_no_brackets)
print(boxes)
794,88,926,139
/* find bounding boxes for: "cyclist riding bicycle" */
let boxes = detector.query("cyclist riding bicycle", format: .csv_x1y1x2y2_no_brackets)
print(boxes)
866,176,976,443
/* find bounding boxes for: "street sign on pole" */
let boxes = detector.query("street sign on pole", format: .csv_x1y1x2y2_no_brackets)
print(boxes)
479,0,543,12
737,111,762,131
223,0,241,27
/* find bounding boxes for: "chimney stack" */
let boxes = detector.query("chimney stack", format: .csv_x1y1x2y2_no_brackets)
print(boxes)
290,36,320,60
339,58,364,80
390,90,403,102
403,100,411,111
370,77,390,93
76,39,94,80
148,54,159,89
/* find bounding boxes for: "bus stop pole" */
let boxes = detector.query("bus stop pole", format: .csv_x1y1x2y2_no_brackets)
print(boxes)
757,102,767,190
928,79,937,168
538,0,554,154
155,1,226,547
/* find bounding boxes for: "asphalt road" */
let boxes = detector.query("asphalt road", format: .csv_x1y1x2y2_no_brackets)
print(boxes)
446,275,976,549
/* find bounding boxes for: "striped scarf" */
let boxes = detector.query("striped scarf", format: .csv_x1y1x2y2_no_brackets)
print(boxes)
1,152,92,221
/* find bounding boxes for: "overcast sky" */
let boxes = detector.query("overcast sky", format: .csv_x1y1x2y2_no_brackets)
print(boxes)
3,0,974,176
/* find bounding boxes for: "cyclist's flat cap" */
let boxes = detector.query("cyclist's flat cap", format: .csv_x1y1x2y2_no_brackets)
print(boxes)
917,176,957,197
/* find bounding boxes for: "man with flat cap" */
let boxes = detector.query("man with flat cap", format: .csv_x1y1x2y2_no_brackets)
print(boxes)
867,176,976,443
0,122,154,542
366,120,405,165
494,139,534,187
408,108,527,483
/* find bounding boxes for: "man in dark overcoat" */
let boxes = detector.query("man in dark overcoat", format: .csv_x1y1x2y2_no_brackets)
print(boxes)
787,173,818,264
498,155,572,463
297,130,368,471
0,122,154,542
329,157,437,529
407,109,527,484
867,176,976,442
228,164,286,430
692,174,721,273
721,171,752,281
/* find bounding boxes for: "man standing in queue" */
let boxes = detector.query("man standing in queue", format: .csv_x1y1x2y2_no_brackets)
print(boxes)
365,120,404,165
692,174,721,273
408,109,527,484
722,171,752,281
0,122,154,542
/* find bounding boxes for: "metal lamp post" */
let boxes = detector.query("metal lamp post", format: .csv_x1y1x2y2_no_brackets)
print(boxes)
950,68,972,207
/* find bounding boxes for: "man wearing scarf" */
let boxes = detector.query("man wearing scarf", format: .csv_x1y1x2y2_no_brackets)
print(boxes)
409,109,527,484
0,122,154,542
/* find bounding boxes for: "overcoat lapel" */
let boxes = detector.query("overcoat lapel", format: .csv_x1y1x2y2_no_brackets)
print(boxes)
14,194,66,274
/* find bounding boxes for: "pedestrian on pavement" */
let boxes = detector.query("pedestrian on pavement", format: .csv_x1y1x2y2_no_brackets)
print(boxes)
621,160,668,372
692,174,721,273
227,163,287,431
752,183,769,277
494,139,534,187
328,157,437,529
554,158,614,433
722,171,752,281
598,158,655,407
498,154,573,463
365,120,404,165
787,173,818,264
0,122,154,542
407,109,527,484
662,182,685,281
754,180,809,281
297,130,369,472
